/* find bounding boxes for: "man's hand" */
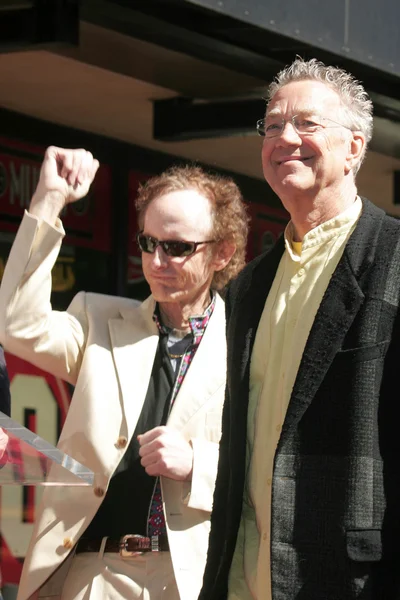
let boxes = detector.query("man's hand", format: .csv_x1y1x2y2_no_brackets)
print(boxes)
30,146,99,223
138,426,193,481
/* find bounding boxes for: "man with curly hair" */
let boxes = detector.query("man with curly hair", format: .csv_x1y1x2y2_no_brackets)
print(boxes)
0,149,248,600
201,57,400,600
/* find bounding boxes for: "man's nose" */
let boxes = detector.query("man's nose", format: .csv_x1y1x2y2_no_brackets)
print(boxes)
276,120,301,145
151,245,168,268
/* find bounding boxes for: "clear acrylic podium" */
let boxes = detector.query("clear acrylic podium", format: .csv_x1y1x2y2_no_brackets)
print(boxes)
0,411,94,486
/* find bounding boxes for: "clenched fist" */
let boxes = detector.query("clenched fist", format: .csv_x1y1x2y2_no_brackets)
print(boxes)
30,146,100,223
138,426,194,481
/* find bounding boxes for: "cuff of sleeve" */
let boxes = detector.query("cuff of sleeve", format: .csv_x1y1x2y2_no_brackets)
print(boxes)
182,438,219,513
25,209,65,235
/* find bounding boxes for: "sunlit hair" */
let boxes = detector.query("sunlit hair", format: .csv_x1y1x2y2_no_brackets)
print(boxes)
135,165,249,290
266,57,374,173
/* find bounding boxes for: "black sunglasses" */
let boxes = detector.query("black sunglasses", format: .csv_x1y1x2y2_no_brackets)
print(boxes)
137,233,215,257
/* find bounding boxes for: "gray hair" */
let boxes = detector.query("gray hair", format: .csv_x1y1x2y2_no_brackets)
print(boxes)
266,57,374,172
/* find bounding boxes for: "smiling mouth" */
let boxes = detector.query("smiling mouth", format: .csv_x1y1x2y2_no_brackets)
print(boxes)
277,157,312,165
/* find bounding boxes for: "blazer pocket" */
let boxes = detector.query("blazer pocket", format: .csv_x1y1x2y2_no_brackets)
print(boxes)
346,529,382,562
336,340,390,363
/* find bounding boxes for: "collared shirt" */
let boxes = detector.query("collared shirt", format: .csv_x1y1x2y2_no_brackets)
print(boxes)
228,198,362,599
152,294,216,408
148,294,216,536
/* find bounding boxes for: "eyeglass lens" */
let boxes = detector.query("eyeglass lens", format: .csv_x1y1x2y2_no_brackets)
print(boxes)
257,114,347,137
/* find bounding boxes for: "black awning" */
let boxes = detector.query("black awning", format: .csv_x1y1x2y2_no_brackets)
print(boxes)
0,0,79,53
185,0,400,83
87,0,399,101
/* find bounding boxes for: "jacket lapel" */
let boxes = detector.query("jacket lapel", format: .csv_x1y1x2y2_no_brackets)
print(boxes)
108,296,159,440
280,198,385,439
167,294,226,429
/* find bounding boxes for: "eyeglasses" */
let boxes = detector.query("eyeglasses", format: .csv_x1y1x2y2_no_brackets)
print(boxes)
137,233,216,257
256,114,352,138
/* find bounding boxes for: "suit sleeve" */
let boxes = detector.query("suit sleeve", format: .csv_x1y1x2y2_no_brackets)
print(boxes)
183,437,220,513
0,347,10,417
0,211,88,385
200,388,231,598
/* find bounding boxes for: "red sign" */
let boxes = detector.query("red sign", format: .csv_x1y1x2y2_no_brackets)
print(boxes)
0,137,112,252
0,353,72,585
247,202,289,260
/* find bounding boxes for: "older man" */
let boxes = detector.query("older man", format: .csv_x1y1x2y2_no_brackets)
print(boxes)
0,147,248,600
200,57,400,600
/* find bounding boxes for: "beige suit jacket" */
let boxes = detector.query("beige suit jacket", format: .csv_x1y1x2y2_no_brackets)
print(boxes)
0,212,226,600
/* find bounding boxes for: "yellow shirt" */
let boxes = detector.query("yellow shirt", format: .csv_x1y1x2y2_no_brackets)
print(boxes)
227,198,362,600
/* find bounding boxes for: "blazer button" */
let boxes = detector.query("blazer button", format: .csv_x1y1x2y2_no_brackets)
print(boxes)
94,486,105,497
63,537,73,549
115,436,128,449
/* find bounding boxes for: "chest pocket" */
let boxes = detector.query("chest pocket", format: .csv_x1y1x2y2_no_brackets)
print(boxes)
335,340,390,363
346,529,382,562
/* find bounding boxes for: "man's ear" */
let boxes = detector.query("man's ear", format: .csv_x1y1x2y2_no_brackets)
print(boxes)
213,240,236,272
345,131,365,174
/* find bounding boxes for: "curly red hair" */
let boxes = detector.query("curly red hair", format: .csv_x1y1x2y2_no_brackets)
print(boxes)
135,165,249,290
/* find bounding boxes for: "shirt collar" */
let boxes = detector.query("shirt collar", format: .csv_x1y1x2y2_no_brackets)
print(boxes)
284,196,362,260
153,292,216,343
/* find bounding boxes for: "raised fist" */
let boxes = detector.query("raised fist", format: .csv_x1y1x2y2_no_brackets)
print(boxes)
33,146,100,208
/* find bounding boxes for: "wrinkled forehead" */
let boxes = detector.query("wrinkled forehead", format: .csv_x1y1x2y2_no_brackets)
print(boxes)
266,80,343,117
266,104,320,119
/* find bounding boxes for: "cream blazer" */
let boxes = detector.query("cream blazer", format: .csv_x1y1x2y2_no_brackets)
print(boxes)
0,213,227,600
